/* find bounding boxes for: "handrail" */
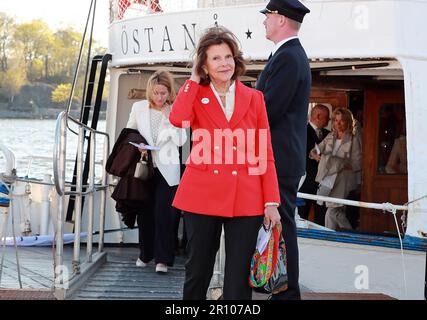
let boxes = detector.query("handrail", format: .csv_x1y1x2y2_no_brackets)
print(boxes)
52,108,110,294
67,114,110,138
53,112,110,198
15,177,108,190
53,111,67,196
297,192,408,212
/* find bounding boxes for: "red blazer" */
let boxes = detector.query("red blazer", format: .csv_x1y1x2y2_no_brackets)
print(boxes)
169,80,280,217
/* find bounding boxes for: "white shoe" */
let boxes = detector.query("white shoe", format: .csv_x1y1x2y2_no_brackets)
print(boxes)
136,258,147,267
155,263,168,273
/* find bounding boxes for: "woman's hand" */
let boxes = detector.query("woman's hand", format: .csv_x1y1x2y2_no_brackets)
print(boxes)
189,58,201,83
264,206,281,229
138,149,148,157
310,150,321,162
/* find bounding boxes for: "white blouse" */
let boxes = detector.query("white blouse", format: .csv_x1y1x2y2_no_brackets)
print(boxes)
210,81,236,121
150,108,163,144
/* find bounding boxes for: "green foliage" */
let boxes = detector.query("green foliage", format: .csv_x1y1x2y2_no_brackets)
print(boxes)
0,11,107,107
52,83,72,103
0,55,27,100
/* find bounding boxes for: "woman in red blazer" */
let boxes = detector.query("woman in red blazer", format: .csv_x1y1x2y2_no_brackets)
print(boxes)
169,26,281,300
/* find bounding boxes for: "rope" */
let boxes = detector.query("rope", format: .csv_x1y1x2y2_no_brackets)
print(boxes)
405,194,427,206
389,207,409,299
299,191,411,298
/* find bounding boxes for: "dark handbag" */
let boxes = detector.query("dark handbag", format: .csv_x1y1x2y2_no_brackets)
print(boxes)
134,151,150,180
264,231,288,294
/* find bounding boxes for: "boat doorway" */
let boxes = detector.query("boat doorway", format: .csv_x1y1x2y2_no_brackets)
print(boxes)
360,89,407,235
307,82,407,236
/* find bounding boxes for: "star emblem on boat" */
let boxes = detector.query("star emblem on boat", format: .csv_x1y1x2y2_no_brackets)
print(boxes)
246,29,252,39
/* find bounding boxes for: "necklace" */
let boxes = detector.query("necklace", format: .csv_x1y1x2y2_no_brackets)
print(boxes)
211,82,229,97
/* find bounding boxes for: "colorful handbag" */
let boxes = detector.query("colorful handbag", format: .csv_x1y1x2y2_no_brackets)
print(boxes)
264,231,288,294
248,223,282,288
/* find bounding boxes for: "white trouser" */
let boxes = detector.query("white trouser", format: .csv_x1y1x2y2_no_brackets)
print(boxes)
325,206,352,231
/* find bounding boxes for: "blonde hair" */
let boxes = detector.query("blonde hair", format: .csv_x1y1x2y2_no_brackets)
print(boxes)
331,108,355,135
146,70,176,107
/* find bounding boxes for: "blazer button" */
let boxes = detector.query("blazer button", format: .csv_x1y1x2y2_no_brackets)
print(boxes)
232,170,237,176
233,146,237,151
214,170,219,174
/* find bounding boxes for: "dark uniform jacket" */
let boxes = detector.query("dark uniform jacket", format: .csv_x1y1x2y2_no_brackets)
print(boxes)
105,128,154,228
256,38,312,177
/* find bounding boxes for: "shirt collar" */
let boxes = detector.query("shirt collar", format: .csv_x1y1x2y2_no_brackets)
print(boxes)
271,36,299,56
210,81,236,96
309,121,320,131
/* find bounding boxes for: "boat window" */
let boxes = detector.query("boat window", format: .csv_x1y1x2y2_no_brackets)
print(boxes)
377,104,407,174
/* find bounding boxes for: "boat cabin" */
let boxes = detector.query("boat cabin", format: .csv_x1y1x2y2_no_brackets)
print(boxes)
104,0,427,243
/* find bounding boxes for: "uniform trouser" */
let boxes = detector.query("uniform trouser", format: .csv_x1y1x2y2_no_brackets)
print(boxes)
271,175,302,300
137,168,180,266
183,212,263,300
325,206,352,231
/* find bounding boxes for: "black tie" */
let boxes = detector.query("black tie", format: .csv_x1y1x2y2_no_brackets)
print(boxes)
317,129,323,140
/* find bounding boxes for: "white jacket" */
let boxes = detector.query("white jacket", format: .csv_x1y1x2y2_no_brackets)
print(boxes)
126,100,187,186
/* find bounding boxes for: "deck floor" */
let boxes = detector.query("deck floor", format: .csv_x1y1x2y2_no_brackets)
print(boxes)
0,245,396,300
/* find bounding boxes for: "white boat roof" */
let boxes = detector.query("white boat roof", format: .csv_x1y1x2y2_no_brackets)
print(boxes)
108,0,427,67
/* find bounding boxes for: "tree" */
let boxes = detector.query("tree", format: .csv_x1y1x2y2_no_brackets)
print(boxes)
51,83,72,104
0,56,27,103
14,20,54,81
50,28,81,80
0,12,15,72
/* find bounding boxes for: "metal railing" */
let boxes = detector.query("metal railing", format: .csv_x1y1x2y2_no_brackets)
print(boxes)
52,111,110,298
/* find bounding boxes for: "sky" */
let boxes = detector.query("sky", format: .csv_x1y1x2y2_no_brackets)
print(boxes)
0,0,110,46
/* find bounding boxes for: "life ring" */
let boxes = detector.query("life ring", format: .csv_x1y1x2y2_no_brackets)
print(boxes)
0,183,9,207
0,143,15,177
0,144,15,208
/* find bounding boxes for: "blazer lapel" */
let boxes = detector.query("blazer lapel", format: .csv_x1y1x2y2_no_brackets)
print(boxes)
140,101,155,146
229,81,251,129
198,86,230,129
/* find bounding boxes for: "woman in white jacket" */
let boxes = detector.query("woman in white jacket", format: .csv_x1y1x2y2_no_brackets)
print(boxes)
309,108,362,231
126,70,187,273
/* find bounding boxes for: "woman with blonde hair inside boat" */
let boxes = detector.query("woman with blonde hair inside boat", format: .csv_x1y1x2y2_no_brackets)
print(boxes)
310,107,362,231
126,69,187,273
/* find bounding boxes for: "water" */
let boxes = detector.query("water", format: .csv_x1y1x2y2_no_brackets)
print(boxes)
0,119,107,181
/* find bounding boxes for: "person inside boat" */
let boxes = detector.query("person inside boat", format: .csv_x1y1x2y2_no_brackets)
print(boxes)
385,116,407,174
126,70,187,273
299,104,330,226
310,108,362,231
169,26,281,300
